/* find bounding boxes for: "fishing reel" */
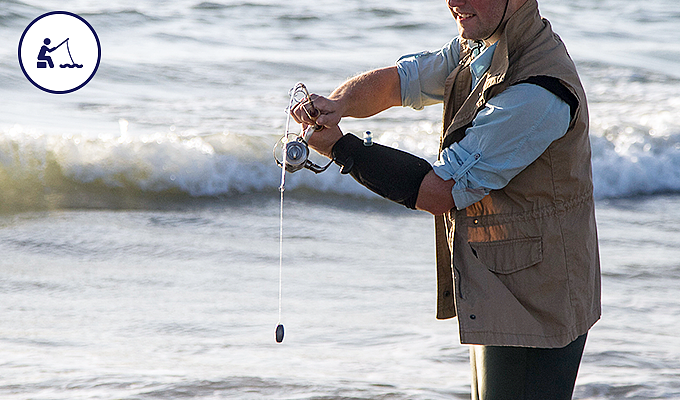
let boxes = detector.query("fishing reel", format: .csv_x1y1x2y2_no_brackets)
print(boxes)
273,130,333,174
274,133,332,173
273,83,333,174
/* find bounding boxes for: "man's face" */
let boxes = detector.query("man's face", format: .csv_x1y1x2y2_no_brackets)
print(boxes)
447,0,507,41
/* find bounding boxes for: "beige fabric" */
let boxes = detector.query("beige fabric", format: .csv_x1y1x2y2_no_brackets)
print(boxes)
434,0,601,348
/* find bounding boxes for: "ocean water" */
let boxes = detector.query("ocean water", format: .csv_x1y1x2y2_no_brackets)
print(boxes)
1,0,680,399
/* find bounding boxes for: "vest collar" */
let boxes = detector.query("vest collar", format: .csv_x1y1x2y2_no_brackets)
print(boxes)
461,0,545,92
442,0,547,142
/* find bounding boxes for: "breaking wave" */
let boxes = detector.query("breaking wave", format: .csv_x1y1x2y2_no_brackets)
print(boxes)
3,119,680,213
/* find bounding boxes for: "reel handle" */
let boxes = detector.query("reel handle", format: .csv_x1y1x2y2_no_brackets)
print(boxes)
303,158,333,174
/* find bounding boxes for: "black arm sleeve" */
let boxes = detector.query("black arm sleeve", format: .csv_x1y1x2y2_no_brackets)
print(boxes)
331,133,433,210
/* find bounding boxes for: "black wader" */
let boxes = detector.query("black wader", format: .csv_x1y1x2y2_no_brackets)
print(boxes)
470,333,587,400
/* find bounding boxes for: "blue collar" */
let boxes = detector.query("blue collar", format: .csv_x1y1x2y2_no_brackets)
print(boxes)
469,41,498,88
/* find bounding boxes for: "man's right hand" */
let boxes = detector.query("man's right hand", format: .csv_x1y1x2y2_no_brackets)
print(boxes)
290,94,344,130
289,66,402,130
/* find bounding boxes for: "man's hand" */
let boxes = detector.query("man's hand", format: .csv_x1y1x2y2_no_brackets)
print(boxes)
290,66,402,130
307,124,343,159
291,95,344,130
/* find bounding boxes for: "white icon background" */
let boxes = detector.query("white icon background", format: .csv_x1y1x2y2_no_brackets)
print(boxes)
19,13,100,93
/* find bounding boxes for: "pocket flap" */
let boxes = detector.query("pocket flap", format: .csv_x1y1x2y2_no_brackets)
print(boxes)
469,237,542,274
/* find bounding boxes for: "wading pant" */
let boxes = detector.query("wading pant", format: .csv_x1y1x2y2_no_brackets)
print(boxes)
469,333,587,400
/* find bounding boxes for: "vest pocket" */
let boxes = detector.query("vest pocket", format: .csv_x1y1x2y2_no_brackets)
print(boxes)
469,237,543,274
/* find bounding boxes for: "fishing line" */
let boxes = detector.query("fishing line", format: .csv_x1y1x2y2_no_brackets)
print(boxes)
276,171,285,343
65,40,83,68
273,83,329,343
57,38,83,68
274,85,299,344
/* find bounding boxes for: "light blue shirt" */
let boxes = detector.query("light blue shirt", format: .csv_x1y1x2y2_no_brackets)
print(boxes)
396,37,571,209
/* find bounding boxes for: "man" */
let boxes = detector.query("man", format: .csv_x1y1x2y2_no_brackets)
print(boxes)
38,38,56,68
293,0,601,398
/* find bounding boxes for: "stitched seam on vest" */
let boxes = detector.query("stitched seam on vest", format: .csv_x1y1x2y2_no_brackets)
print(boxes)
547,143,560,213
463,330,572,339
464,315,599,340
462,316,597,345
464,192,593,226
550,142,578,323
557,204,577,323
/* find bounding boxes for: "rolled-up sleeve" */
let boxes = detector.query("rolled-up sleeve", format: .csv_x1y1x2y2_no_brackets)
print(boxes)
396,38,461,110
432,83,571,209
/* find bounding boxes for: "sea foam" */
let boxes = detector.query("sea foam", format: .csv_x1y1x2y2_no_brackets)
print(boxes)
3,120,680,209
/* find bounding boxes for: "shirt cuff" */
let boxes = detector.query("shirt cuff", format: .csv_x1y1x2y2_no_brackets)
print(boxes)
396,53,427,110
433,145,487,209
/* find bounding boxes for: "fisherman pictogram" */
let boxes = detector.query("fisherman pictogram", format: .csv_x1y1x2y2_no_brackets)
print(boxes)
19,11,100,93
37,37,83,69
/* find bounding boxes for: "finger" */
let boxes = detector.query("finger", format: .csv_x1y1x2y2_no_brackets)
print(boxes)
290,102,315,125
298,100,325,130
315,111,341,128
306,95,342,127
302,101,319,119
308,94,332,113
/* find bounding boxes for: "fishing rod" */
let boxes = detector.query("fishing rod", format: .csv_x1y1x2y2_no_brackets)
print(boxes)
273,83,333,176
53,38,68,50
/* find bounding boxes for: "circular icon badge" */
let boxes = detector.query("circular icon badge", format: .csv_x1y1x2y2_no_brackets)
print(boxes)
18,11,101,94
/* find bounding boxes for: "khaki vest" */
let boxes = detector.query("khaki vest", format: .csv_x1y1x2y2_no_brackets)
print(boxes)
435,0,601,348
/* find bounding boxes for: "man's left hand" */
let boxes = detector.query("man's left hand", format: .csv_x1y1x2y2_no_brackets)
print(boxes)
307,124,343,159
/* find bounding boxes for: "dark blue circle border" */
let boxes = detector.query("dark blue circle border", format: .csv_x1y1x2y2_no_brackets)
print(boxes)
18,11,101,94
